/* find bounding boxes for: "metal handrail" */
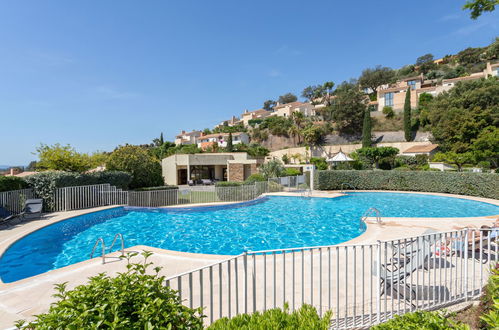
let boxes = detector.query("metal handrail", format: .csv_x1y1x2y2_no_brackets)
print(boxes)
361,207,381,224
89,233,125,264
108,233,125,257
90,237,106,264
340,182,356,193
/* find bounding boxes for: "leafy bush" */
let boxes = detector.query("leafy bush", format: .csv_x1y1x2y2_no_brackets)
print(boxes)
480,266,499,329
215,181,243,187
106,145,163,189
310,157,328,170
244,173,266,184
16,251,204,329
208,304,332,330
382,106,395,118
259,159,286,179
284,168,301,176
315,170,499,199
133,185,178,191
372,310,467,329
0,176,27,192
23,171,132,210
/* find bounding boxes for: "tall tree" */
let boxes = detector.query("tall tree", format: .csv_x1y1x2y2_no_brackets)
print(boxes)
329,81,367,134
301,85,321,102
362,107,372,147
226,132,234,152
278,93,298,104
403,88,412,141
415,54,436,74
463,0,498,19
358,66,395,95
263,100,276,111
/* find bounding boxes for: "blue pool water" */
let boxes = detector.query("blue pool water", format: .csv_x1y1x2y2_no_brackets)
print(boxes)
1,193,498,283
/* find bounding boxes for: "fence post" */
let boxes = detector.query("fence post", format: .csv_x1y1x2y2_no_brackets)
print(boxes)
464,229,469,301
376,240,382,324
243,251,248,314
64,187,69,211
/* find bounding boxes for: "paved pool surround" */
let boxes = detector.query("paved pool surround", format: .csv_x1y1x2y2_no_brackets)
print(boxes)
0,191,497,328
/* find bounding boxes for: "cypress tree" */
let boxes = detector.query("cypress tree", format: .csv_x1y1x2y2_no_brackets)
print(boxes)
226,132,234,152
159,132,164,145
404,88,412,141
362,107,372,147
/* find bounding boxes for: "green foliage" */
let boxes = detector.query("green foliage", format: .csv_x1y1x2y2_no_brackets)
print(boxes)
301,85,323,102
0,176,27,192
16,251,204,329
472,126,499,168
259,116,294,137
429,77,499,153
372,310,468,329
355,147,399,169
403,88,412,141
208,304,332,330
259,159,286,179
358,65,395,94
382,106,395,119
150,141,176,160
263,99,276,111
416,53,437,74
394,155,429,170
463,0,499,19
310,157,329,170
362,107,372,147
315,170,499,199
330,81,367,134
212,123,246,134
397,65,416,79
302,125,326,148
226,132,234,152
284,168,301,176
281,154,290,164
244,173,266,184
278,93,298,104
23,171,132,210
239,143,270,157
106,145,163,189
480,267,499,328
248,119,263,127
433,151,477,171
215,181,243,187
35,144,107,173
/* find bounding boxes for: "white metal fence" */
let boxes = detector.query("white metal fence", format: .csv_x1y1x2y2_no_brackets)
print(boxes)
164,229,498,328
0,175,306,212
0,184,128,214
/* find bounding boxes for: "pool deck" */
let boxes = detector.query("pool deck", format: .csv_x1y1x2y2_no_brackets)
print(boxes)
0,191,497,328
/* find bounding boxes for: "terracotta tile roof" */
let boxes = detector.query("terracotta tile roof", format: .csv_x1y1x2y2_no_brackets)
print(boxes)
403,144,438,153
442,73,485,83
274,101,307,109
199,132,246,139
379,86,408,94
242,108,270,116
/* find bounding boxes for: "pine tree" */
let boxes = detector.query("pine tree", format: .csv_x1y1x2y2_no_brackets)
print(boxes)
226,132,234,152
404,88,412,141
362,107,372,147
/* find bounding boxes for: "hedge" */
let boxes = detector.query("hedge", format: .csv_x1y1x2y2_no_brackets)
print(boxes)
133,185,178,191
23,171,132,190
315,170,499,200
0,176,28,192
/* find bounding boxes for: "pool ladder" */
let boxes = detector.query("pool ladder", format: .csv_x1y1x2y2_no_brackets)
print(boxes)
340,182,356,193
360,207,382,227
90,233,125,264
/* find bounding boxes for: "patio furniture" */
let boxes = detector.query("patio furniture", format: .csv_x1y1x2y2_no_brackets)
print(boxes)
15,199,44,221
188,180,195,186
201,179,213,185
376,234,434,301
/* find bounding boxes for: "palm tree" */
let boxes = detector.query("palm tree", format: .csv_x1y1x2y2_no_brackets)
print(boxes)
288,125,302,146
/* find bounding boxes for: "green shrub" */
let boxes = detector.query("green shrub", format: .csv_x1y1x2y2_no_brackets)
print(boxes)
382,106,395,119
23,171,132,210
133,185,178,191
372,310,467,329
244,173,266,184
215,181,243,187
208,304,332,330
310,157,328,170
315,170,499,199
284,168,301,176
16,251,204,329
480,266,499,329
0,176,27,192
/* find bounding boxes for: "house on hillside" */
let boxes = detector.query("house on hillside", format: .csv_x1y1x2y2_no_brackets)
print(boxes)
241,108,273,126
402,144,439,157
375,62,499,115
272,101,315,117
161,152,259,185
215,115,241,129
196,132,249,150
175,130,202,146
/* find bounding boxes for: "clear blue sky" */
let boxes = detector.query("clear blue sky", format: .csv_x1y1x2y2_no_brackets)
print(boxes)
1,0,498,165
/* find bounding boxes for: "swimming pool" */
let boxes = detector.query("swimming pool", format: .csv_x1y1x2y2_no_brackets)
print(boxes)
1,192,498,283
